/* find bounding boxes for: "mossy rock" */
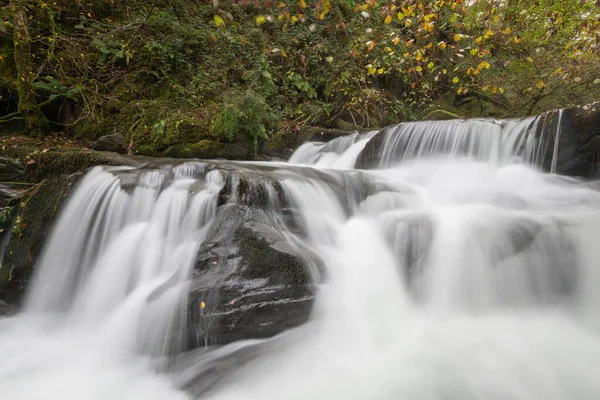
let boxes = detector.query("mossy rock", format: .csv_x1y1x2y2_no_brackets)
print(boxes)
163,140,252,160
0,175,75,304
421,109,463,121
24,149,142,181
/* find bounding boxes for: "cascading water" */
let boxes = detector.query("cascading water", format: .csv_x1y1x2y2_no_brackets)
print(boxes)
2,115,600,399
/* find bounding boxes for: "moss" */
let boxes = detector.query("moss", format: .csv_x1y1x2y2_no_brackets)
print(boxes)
0,176,72,302
421,109,464,121
23,149,140,181
164,140,252,160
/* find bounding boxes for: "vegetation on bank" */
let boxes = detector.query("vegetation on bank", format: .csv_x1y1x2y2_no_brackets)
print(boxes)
1,0,599,156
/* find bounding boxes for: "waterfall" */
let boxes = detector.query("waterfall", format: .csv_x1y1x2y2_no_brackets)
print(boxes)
2,114,600,400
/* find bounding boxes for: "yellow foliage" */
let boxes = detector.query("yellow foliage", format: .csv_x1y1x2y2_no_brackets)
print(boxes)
213,15,225,27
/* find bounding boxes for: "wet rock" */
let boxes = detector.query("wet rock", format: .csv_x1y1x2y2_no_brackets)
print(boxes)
538,103,600,178
188,203,318,348
91,132,128,154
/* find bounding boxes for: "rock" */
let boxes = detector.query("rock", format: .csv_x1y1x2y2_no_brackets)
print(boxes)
187,190,319,347
164,140,253,160
91,132,128,154
538,103,600,178
0,148,144,306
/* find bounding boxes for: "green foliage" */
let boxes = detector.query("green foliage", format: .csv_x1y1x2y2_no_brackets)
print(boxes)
212,90,271,154
1,0,598,154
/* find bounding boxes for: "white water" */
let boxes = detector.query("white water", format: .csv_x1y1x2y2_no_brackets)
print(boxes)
2,117,600,399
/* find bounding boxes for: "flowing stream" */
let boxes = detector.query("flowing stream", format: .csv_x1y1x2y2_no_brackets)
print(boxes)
2,117,600,399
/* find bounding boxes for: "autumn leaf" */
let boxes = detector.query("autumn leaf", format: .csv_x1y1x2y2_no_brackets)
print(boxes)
201,301,206,309
454,33,461,42
213,15,225,27
377,67,385,74
536,81,545,89
427,61,434,69
384,15,392,25
514,36,520,43
452,76,459,84
299,0,306,8
256,15,267,25
416,65,423,72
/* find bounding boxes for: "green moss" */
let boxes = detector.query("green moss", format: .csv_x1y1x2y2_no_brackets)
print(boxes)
164,140,252,160
24,149,139,181
0,176,71,296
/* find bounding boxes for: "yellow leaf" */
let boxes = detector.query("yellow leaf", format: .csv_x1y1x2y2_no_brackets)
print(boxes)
504,27,511,35
452,76,459,84
454,34,461,42
367,41,375,51
384,46,392,52
201,301,206,309
256,15,267,25
299,0,307,8
442,69,447,74
393,37,400,45
368,67,377,75
536,81,545,89
427,61,435,69
491,86,498,94
405,19,411,27
281,49,288,57
397,12,404,20
278,2,286,7
439,41,447,50
498,87,505,93
384,15,392,24
473,69,480,75
377,67,385,74
514,36,520,43
416,65,423,72
415,51,423,61
213,15,225,27
484,62,490,69
457,88,463,94
526,57,533,63
477,62,486,70
475,36,483,43
482,85,489,91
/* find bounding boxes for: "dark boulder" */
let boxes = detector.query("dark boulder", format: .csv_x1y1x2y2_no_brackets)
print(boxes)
91,132,128,154
187,199,319,348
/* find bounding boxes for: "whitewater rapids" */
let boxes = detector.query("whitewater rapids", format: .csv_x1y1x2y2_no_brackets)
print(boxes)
2,118,600,400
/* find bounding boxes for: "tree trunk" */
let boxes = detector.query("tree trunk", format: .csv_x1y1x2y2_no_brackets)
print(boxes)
12,1,48,137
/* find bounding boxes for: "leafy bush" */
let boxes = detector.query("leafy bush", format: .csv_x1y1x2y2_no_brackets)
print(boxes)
211,89,271,154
